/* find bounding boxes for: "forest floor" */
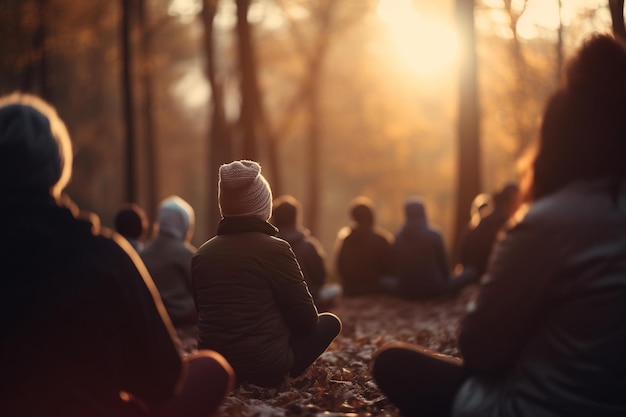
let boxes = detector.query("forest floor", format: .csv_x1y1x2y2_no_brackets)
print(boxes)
179,284,480,417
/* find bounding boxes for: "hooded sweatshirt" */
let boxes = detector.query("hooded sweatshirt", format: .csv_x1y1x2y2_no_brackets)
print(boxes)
141,196,197,327
392,199,451,299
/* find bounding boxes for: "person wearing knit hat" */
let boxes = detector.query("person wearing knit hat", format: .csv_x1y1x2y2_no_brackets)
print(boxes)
0,93,234,416
218,159,273,220
193,160,342,387
141,195,198,328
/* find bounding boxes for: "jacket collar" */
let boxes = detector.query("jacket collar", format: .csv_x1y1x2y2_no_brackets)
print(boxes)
217,216,278,236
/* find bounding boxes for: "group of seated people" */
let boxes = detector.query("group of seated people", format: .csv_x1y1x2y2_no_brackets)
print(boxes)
2,33,626,417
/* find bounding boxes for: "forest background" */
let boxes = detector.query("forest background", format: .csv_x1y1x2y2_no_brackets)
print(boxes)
1,0,622,277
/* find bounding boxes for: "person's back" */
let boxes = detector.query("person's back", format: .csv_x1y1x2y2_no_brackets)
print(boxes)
141,196,197,327
2,196,182,415
461,183,519,279
457,179,626,416
392,198,450,300
193,161,341,387
272,195,327,300
335,196,393,297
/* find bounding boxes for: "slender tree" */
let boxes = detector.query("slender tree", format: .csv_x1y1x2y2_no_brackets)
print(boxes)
121,0,138,203
235,0,259,160
453,0,481,257
138,0,158,221
609,0,626,41
201,0,233,234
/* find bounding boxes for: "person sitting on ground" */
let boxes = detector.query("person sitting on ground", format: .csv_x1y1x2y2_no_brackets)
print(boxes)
334,196,394,297
192,160,342,387
371,33,626,417
272,194,341,310
114,202,148,252
141,195,198,329
459,182,520,282
0,93,234,417
388,197,452,300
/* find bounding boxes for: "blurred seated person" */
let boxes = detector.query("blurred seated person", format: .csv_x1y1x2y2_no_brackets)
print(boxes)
272,195,341,310
389,198,451,300
114,203,148,252
459,182,520,282
372,33,626,417
0,93,233,417
141,196,198,329
334,196,394,297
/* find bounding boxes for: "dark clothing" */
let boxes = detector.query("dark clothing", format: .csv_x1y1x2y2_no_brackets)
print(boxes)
392,202,451,299
455,179,626,417
1,194,182,417
276,227,327,301
141,235,197,327
373,343,466,417
192,216,320,387
460,209,509,279
335,225,393,296
372,179,626,417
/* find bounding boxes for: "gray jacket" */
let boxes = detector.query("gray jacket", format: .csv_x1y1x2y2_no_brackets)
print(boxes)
453,179,626,417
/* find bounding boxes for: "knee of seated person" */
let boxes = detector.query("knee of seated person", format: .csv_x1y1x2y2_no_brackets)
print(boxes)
319,312,342,334
185,350,235,393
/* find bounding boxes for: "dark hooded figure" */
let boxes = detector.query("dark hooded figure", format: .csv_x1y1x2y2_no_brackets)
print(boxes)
392,198,451,300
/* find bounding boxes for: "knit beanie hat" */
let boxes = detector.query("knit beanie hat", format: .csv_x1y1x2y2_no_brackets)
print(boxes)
0,94,72,196
218,160,273,220
157,195,195,241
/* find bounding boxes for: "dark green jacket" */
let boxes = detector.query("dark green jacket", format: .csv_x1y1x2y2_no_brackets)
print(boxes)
192,216,318,386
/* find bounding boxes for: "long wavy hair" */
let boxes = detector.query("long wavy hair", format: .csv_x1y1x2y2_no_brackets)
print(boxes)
528,34,626,203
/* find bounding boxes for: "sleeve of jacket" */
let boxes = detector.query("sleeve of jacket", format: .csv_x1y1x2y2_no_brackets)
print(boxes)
269,240,319,336
458,215,557,374
111,237,183,405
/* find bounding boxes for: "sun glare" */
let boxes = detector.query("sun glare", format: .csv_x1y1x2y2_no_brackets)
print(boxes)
376,0,459,76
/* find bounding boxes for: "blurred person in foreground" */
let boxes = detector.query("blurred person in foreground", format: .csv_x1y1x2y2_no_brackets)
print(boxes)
372,33,626,417
141,195,198,329
0,93,233,417
192,160,341,387
333,196,394,297
272,194,341,310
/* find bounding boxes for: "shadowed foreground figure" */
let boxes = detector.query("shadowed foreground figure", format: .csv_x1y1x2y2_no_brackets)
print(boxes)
193,160,341,387
372,34,626,417
0,93,234,417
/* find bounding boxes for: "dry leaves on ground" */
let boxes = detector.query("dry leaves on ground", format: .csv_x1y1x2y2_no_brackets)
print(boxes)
179,284,480,417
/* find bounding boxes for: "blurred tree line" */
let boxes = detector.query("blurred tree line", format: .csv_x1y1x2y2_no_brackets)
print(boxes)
0,0,622,268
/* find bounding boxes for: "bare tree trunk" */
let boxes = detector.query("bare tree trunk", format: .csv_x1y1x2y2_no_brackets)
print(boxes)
35,0,49,99
202,0,233,234
235,0,258,160
138,0,158,221
504,0,533,157
610,0,626,42
453,0,481,257
556,0,564,84
121,0,137,203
